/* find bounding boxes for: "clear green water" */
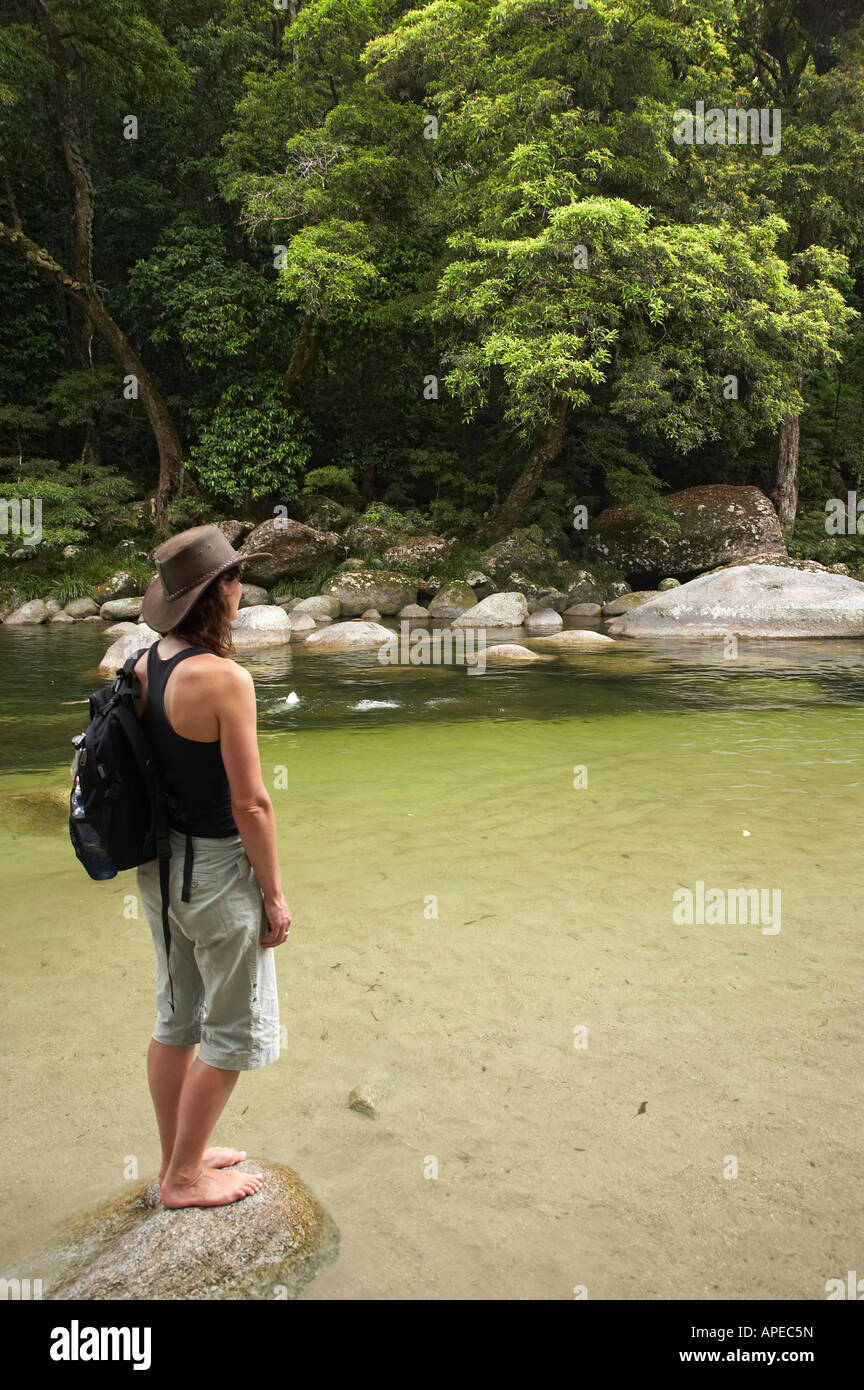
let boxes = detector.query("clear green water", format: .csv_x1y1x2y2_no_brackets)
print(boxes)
1,624,863,1299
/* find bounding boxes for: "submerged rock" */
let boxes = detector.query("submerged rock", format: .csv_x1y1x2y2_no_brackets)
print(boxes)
484,643,549,662
606,563,864,638
0,786,69,835
528,630,617,650
450,591,528,628
347,1072,398,1119
1,1158,338,1300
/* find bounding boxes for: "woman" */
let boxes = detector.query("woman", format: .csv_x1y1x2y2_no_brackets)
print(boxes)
132,524,292,1209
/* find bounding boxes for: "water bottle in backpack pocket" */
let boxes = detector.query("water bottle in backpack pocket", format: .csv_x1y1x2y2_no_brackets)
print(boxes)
70,758,117,880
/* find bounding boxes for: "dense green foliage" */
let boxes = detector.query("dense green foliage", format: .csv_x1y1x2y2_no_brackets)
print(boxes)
1,0,863,579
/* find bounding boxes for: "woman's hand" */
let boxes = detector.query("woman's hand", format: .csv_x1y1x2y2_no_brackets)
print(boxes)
261,893,292,947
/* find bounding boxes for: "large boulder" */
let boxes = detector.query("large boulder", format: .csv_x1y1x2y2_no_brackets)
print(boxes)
99,625,160,671
450,591,528,628
583,485,786,578
237,518,340,585
92,570,139,604
238,583,270,608
563,570,613,606
231,605,292,649
427,580,478,620
1,1157,338,1300
524,608,564,632
504,576,569,612
291,594,341,619
63,597,100,619
4,598,52,625
606,563,864,638
321,569,415,617
304,620,395,652
294,494,355,533
213,519,254,547
100,597,144,620
341,520,400,558
382,536,454,572
465,570,494,598
480,532,564,583
288,611,316,637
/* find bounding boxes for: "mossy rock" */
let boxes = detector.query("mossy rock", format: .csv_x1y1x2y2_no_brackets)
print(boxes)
2,1158,339,1301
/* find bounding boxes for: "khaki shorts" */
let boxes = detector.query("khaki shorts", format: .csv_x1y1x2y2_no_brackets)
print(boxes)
136,830,280,1071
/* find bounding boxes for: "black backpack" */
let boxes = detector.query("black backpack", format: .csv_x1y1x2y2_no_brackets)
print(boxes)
69,646,186,1010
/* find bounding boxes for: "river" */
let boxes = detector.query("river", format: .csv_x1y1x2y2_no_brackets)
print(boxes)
1,623,862,1299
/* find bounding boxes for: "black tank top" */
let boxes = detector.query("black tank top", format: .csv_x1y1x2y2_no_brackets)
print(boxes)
141,643,238,837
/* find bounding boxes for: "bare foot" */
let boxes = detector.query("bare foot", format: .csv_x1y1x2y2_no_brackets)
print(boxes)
159,1147,246,1184
161,1166,263,1209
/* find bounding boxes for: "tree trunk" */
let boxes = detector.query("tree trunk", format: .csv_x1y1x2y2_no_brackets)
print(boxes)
39,0,100,459
776,398,801,532
0,222,185,520
284,314,318,392
773,215,818,533
478,397,570,543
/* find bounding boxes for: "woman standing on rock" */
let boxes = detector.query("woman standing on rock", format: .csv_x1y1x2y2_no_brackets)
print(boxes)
132,525,292,1208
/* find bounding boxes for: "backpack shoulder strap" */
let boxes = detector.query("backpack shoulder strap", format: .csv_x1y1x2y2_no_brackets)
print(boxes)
110,647,179,1014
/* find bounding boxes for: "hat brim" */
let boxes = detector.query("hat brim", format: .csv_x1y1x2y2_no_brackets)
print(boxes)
139,551,273,634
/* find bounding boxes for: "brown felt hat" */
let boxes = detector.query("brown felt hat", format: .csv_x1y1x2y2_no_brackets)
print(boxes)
140,524,272,634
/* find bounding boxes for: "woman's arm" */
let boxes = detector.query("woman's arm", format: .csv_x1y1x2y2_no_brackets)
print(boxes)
217,663,292,945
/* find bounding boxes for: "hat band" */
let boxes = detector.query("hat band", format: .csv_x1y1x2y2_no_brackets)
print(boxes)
162,559,238,602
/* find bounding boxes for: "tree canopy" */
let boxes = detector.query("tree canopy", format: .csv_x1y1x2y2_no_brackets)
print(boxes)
1,0,862,548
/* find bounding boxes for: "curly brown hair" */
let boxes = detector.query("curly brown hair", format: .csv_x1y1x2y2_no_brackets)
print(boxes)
169,565,239,659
